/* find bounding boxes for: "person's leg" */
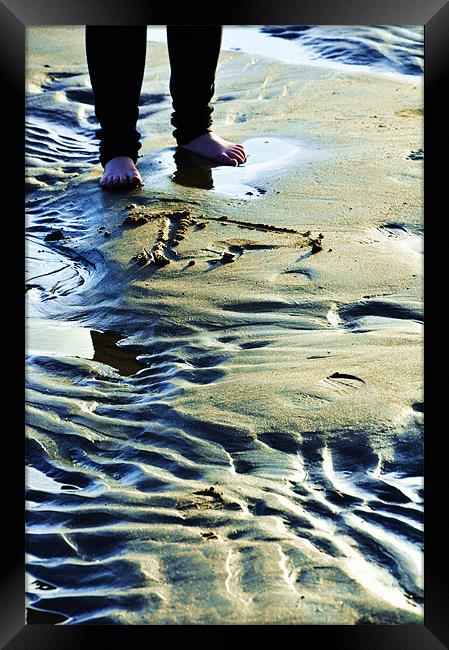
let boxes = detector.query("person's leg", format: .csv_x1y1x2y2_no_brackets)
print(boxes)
85,26,147,188
166,25,246,166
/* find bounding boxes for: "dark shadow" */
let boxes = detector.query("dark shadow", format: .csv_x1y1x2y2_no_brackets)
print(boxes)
26,608,68,624
171,148,215,190
91,330,146,377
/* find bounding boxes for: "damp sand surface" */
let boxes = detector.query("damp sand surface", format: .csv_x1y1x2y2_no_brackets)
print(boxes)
26,27,423,625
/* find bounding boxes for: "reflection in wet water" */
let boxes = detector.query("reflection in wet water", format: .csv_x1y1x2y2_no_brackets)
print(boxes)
172,149,214,190
145,137,312,198
91,330,146,377
206,136,315,197
26,320,146,376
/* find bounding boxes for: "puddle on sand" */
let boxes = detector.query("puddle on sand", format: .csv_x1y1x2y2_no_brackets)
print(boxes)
25,236,94,309
142,136,317,198
26,319,146,376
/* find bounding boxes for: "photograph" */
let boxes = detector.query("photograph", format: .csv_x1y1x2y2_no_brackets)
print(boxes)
0,0,446,645
24,22,424,626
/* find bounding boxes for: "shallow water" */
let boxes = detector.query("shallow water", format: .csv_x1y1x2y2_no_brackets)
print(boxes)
25,27,423,625
259,25,423,77
147,25,424,79
143,136,322,199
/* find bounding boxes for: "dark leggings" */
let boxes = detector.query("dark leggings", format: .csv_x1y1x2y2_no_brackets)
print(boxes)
85,26,223,167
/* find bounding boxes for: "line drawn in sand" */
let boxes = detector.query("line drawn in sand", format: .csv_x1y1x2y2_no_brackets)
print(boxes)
122,205,321,271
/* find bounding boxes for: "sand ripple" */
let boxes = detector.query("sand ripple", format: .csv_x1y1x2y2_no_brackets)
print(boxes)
26,320,423,623
25,30,423,625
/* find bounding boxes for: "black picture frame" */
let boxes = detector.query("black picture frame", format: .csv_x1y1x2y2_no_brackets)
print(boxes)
2,0,446,647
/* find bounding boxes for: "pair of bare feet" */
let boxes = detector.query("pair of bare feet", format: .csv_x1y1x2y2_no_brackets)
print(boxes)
99,132,247,189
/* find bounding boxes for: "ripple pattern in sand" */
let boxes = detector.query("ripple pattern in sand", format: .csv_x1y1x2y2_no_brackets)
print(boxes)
25,44,423,625
26,322,423,624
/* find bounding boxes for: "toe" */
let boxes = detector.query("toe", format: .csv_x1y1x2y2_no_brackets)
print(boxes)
229,148,246,164
237,147,248,161
120,175,129,185
231,145,247,161
219,153,238,167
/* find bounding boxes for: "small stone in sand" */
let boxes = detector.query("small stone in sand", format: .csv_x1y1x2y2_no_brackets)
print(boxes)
310,235,323,254
123,214,149,226
195,486,221,497
44,230,65,241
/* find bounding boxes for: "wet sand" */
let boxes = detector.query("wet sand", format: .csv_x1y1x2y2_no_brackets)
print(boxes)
26,27,423,624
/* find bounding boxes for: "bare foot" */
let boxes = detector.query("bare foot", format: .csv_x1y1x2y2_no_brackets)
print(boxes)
180,132,247,166
100,156,142,189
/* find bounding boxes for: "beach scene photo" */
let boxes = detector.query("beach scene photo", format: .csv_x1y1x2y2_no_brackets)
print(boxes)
25,25,423,625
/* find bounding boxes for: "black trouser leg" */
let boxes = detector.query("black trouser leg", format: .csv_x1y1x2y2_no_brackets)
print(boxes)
167,25,223,146
85,26,147,167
